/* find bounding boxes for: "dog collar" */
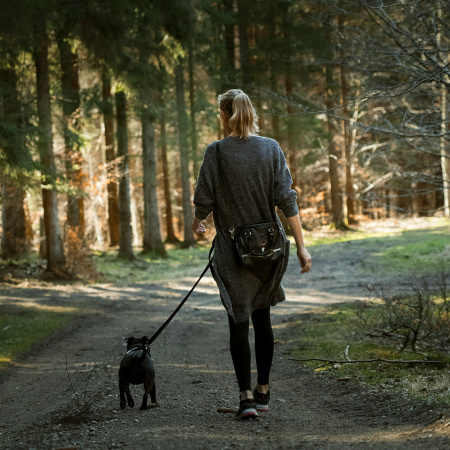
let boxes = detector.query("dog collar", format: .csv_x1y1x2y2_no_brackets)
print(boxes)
126,346,145,354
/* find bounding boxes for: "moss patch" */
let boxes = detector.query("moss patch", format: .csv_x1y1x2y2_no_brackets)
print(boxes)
287,303,450,405
92,245,212,284
0,305,76,369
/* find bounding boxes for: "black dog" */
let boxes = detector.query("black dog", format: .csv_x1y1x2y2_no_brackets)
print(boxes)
118,336,158,411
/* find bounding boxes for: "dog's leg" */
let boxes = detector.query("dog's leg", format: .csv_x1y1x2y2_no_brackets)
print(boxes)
119,383,127,409
150,383,157,405
140,383,150,410
125,383,134,408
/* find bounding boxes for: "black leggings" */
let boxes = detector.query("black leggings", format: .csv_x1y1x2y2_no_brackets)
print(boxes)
227,307,274,392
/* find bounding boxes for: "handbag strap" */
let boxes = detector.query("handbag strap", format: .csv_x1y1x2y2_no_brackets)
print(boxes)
215,141,236,239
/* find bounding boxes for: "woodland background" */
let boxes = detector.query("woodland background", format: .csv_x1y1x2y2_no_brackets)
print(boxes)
1,0,450,275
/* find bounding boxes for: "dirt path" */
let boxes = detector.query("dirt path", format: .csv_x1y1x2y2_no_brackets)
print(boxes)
0,238,449,449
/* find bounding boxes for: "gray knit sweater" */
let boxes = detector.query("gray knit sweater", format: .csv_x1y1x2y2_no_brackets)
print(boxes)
193,135,298,323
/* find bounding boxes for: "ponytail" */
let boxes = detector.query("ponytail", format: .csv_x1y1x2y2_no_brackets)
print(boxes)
218,89,259,139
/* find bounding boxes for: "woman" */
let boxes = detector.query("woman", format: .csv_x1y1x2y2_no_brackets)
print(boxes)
192,89,312,420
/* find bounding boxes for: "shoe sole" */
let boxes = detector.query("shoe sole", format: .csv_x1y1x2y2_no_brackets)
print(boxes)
256,404,269,412
236,408,258,420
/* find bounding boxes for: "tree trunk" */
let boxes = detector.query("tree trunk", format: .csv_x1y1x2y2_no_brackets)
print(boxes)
338,22,357,225
285,69,299,193
325,64,347,229
1,177,27,259
0,63,28,259
142,112,166,255
58,35,84,234
437,3,450,217
188,41,199,180
159,108,178,243
221,0,236,91
439,78,450,217
102,70,120,246
115,90,134,260
175,57,196,246
34,25,66,273
268,13,281,143
237,0,251,86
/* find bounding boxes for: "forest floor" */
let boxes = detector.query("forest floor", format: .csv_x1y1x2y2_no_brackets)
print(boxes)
0,218,450,449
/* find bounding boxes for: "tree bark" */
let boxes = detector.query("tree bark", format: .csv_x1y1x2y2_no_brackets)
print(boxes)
102,70,120,246
338,19,357,225
188,41,199,180
175,57,196,246
159,108,178,243
0,63,28,259
221,0,236,91
1,176,27,259
325,63,347,229
237,0,251,86
115,90,134,260
142,112,166,255
57,35,84,233
34,25,66,272
285,69,299,193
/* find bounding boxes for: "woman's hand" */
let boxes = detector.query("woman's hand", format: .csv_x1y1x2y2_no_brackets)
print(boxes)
297,246,312,274
192,217,207,234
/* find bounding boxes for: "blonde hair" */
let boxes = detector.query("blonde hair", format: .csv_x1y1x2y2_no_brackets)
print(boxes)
218,89,259,139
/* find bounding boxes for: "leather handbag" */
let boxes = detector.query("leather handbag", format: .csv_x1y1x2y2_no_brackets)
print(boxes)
215,142,286,268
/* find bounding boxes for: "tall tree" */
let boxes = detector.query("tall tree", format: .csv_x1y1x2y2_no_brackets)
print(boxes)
142,105,166,255
102,71,120,246
338,14,357,224
325,62,346,229
159,105,178,243
0,57,28,259
57,33,85,233
115,89,134,260
34,22,66,272
175,56,196,246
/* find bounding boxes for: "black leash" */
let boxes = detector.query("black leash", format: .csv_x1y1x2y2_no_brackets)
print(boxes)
147,240,215,346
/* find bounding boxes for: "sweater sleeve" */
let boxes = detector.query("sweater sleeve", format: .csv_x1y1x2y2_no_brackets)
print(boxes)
193,145,216,220
274,145,299,218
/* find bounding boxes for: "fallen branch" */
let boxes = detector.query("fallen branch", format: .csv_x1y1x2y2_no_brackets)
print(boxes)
289,357,446,365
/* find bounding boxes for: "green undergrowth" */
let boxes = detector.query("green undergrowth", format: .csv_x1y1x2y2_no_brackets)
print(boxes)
287,303,450,406
361,229,449,276
92,245,212,284
304,223,449,276
0,305,76,369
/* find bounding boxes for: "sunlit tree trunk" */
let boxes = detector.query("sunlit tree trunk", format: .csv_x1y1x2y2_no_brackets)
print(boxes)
142,111,165,255
102,70,120,246
58,35,84,234
436,2,449,216
175,56,195,246
115,90,134,260
34,25,66,273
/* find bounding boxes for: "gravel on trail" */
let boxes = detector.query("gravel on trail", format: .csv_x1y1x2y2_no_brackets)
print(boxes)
0,236,449,449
